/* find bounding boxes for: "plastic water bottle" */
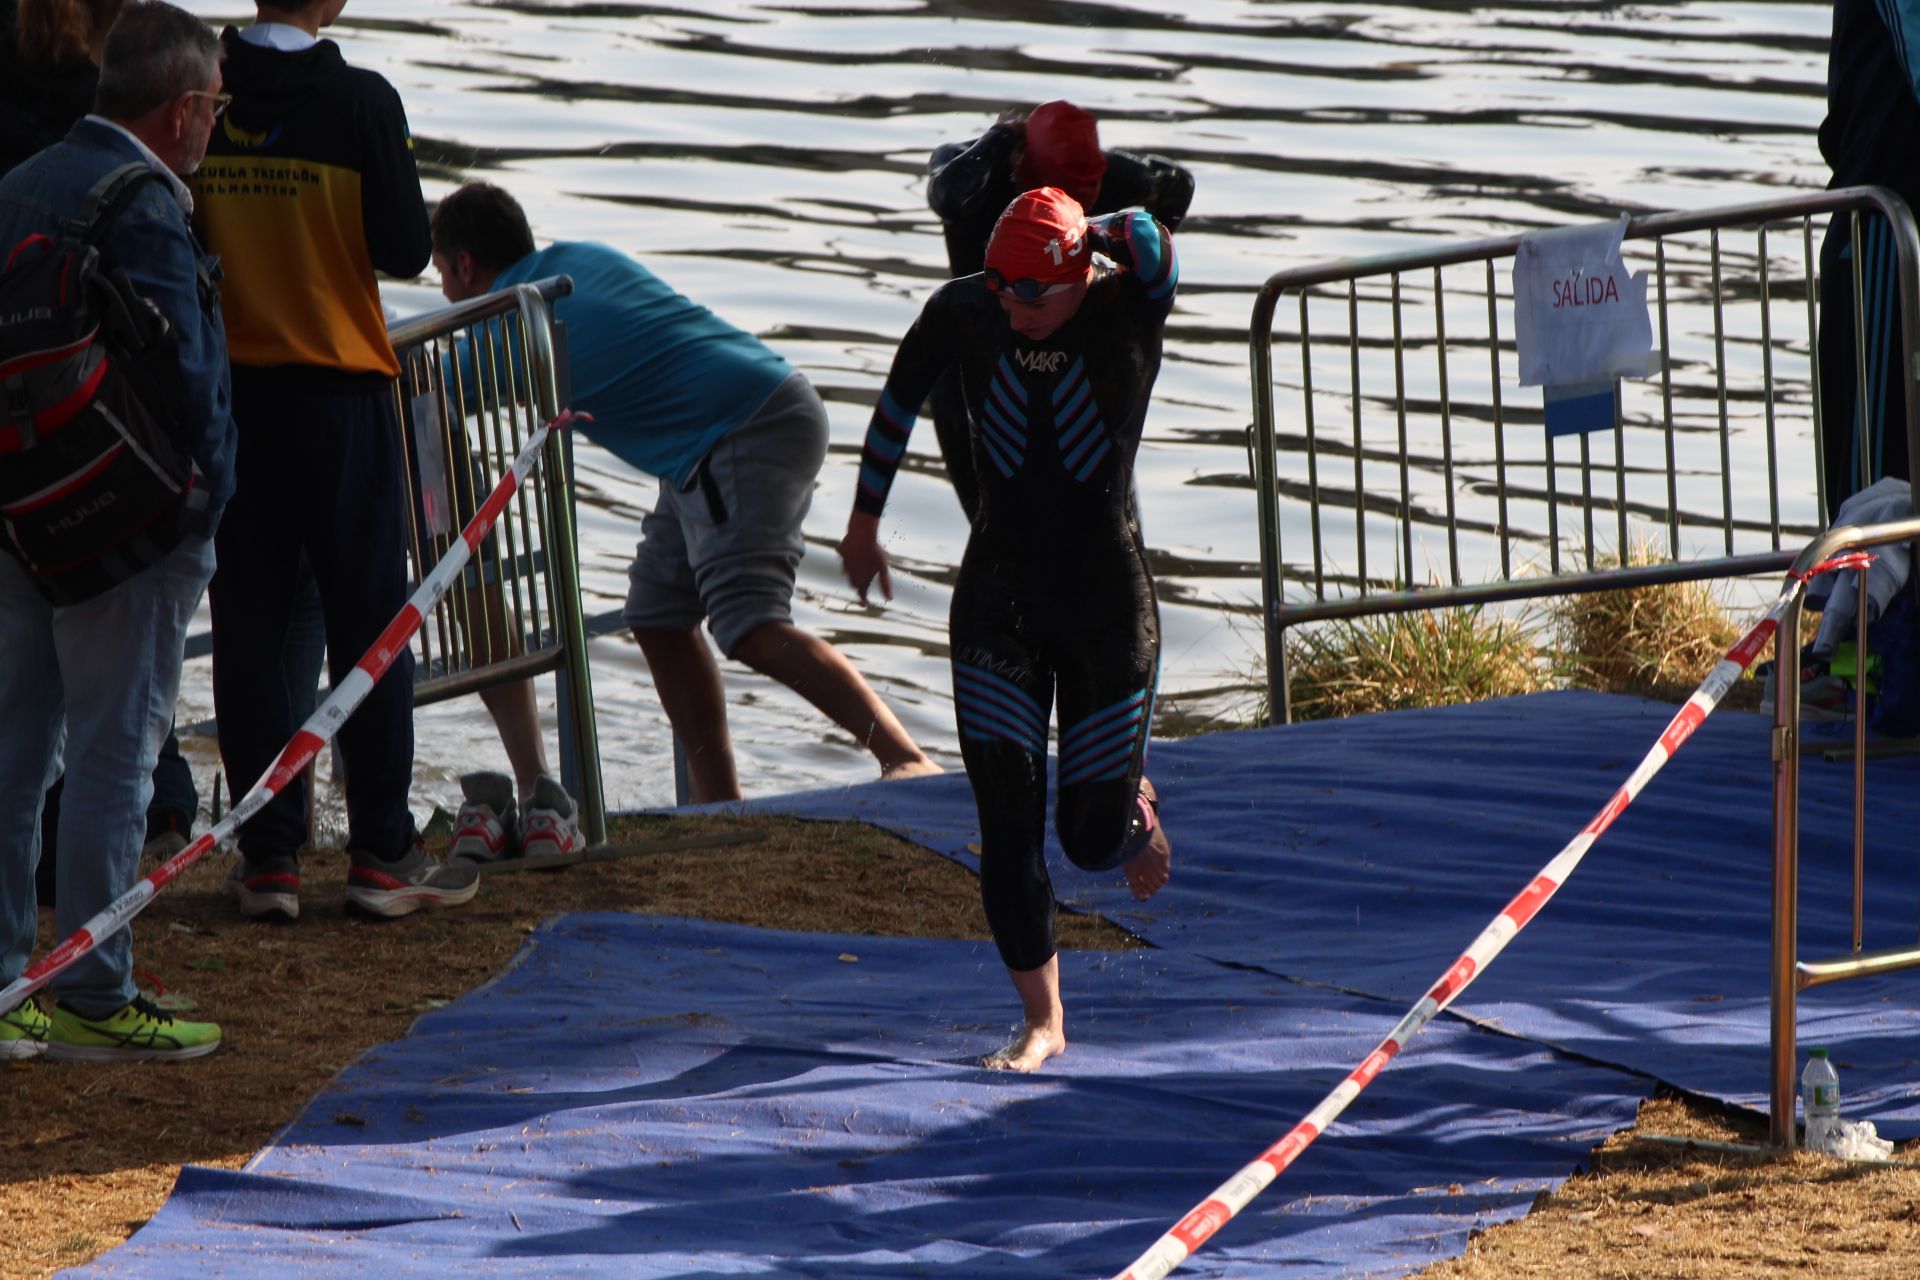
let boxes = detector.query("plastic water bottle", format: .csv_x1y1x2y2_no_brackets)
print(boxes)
1802,1047,1841,1146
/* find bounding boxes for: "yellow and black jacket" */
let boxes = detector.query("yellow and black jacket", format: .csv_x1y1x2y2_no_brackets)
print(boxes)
191,30,429,382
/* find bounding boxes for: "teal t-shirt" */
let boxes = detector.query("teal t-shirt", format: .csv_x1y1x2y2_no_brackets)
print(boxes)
491,242,792,488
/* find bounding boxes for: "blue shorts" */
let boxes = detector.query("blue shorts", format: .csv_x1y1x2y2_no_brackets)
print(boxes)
622,373,829,656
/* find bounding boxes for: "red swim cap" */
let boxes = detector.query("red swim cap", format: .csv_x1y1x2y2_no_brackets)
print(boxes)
985,186,1090,287
1015,100,1106,208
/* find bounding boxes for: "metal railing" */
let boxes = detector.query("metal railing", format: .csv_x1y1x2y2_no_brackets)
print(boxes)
1249,187,1920,723
1768,515,1920,1147
388,277,606,846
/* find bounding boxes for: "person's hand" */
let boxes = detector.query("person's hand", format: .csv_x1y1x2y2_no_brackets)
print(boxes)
838,511,894,604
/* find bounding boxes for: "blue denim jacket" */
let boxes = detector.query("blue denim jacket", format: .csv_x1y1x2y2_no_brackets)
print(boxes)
0,119,236,530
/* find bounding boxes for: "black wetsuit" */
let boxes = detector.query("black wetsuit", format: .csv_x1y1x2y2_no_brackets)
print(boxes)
925,125,1194,521
856,211,1178,972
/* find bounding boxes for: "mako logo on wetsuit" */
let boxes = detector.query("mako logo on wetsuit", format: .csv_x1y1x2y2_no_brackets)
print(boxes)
1014,348,1067,373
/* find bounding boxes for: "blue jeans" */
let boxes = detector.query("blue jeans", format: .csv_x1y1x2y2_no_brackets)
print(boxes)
0,536,215,1015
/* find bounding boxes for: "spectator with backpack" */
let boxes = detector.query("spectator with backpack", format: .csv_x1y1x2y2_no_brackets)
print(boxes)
3,0,203,897
0,0,234,1061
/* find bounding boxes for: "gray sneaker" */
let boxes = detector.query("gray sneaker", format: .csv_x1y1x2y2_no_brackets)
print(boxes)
451,771,520,863
226,853,301,922
345,837,479,919
521,774,585,860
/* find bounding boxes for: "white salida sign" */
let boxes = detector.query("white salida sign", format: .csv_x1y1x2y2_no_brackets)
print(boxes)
1512,214,1656,388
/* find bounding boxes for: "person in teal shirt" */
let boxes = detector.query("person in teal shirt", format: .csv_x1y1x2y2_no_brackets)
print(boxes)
430,181,939,817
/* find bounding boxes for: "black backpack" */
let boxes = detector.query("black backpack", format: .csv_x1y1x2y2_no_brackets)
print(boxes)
0,162,207,605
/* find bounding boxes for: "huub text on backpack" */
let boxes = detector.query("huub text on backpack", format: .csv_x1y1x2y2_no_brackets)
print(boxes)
0,162,207,605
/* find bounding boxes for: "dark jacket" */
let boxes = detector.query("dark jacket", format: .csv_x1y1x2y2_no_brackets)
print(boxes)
927,123,1195,278
0,118,237,527
1820,0,1920,210
191,28,430,381
0,0,98,177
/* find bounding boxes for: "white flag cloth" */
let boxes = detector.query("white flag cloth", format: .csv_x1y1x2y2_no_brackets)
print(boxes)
1513,214,1656,387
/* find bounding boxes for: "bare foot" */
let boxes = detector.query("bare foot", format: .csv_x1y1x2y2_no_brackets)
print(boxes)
880,756,944,781
981,1020,1065,1072
1123,778,1171,901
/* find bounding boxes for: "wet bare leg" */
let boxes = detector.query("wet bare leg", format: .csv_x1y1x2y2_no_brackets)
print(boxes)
1122,777,1171,901
982,954,1065,1072
632,625,741,803
730,620,942,782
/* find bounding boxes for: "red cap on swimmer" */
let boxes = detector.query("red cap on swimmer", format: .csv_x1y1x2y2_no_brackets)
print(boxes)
984,186,1091,292
1015,100,1106,208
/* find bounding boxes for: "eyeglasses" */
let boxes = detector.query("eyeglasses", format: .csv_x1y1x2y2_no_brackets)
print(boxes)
983,267,1076,302
186,90,234,118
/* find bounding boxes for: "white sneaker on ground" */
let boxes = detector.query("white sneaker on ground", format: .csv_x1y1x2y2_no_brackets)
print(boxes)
451,770,519,863
345,836,480,918
521,774,586,860
226,853,301,922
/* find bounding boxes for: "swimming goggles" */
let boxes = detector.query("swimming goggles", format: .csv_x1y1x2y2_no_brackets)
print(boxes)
982,268,1077,301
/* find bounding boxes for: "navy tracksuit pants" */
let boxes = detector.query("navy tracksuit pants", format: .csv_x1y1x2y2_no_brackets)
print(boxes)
210,371,416,862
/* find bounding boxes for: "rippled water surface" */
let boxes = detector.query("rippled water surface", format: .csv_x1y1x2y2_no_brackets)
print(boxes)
173,0,1833,818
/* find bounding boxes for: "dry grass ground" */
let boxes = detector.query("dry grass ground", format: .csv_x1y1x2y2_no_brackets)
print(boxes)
5,812,1913,1280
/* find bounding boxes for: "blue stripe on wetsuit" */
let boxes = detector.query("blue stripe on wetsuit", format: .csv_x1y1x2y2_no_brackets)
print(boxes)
977,359,1030,478
1117,210,1178,302
1051,357,1111,483
1057,687,1147,786
954,660,1046,754
858,390,917,503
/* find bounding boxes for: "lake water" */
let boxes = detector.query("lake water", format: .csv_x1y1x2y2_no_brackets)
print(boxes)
169,0,1834,824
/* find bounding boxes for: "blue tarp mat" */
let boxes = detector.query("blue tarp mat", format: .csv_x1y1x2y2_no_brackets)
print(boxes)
732,691,1920,1134
67,915,1644,1279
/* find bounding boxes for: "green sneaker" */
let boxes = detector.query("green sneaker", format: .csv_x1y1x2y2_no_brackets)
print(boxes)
46,994,221,1062
1,999,51,1060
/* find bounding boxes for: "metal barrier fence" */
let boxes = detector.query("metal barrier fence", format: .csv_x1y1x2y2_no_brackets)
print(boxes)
1249,186,1920,723
388,277,607,846
1769,514,1920,1147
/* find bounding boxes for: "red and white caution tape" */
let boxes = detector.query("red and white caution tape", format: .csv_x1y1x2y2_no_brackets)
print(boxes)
0,410,585,1018
1111,554,1868,1280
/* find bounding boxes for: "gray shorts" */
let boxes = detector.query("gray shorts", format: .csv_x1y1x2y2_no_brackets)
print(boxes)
622,372,829,656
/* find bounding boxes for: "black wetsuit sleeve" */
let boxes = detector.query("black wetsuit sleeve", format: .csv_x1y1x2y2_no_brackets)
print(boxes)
854,290,961,517
1087,210,1179,322
928,126,1020,222
359,74,432,278
1096,150,1196,233
929,127,1021,278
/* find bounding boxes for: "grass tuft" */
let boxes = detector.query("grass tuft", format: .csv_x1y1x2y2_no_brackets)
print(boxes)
1283,601,1554,721
1551,542,1742,703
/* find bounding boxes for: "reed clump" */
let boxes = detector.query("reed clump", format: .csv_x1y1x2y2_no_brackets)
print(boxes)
1283,601,1554,721
1268,542,1750,722
1551,542,1741,703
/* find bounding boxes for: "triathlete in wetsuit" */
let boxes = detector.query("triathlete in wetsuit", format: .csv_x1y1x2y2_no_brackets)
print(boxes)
839,187,1178,1073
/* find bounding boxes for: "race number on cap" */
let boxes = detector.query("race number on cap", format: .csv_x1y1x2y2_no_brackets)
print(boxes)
985,186,1090,286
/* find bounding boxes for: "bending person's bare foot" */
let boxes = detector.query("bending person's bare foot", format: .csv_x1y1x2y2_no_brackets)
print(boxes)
981,1019,1066,1072
1122,777,1171,901
881,755,944,781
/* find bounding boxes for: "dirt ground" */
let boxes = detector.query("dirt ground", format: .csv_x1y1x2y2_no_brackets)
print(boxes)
4,812,1915,1280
